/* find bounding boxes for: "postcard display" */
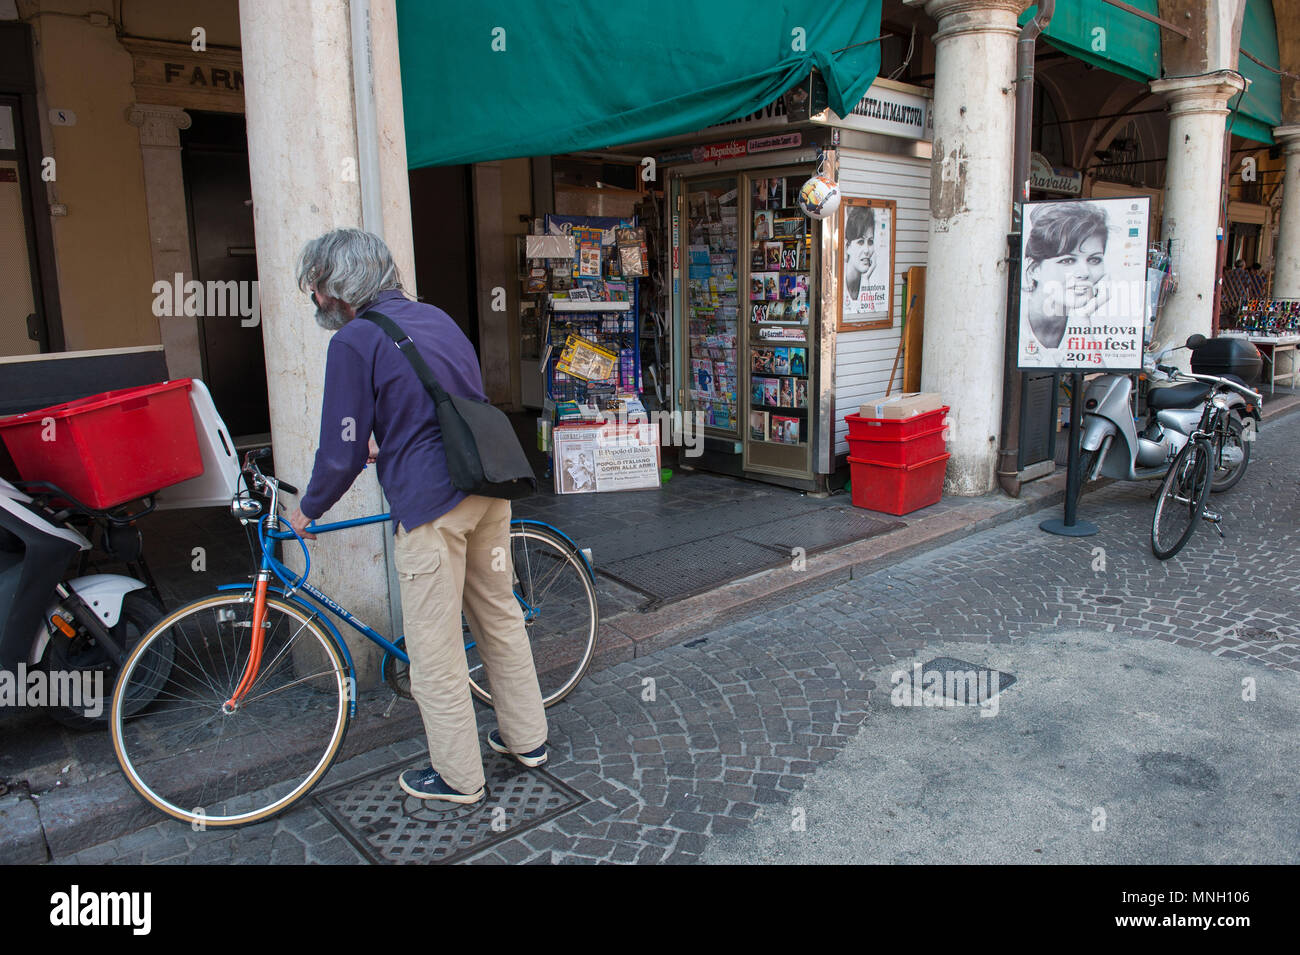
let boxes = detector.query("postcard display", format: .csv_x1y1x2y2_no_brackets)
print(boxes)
538,214,643,405
744,172,816,476
530,214,661,494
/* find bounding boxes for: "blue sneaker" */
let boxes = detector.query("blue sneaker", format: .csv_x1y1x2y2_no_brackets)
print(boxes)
488,730,548,768
398,767,484,804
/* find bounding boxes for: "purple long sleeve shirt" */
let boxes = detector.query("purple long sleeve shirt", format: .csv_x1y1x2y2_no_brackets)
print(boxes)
299,289,488,532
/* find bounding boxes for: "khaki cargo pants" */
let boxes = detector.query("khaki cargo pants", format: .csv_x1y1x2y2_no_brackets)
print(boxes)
394,495,548,794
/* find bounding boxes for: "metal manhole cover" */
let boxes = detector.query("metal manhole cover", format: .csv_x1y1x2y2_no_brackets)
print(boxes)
313,753,586,865
899,656,1017,706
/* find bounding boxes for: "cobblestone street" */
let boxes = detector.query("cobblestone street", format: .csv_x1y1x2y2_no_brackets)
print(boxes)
50,408,1300,865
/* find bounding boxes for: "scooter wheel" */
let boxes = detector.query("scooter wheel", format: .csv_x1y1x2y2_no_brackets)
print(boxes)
44,592,169,731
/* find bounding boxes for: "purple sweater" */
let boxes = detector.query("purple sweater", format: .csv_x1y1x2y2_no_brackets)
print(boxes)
299,289,487,532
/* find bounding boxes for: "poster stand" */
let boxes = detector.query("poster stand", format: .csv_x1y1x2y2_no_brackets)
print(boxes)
1039,371,1098,537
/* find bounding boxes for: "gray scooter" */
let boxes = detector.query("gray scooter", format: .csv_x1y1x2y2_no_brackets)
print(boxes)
1073,335,1259,509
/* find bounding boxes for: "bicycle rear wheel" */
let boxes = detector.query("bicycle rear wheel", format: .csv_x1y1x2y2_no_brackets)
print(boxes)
1151,438,1211,560
110,593,351,828
466,524,598,708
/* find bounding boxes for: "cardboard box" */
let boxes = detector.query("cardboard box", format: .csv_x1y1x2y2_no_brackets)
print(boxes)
860,392,945,420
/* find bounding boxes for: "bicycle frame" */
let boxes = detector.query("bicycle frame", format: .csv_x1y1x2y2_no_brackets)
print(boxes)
219,497,591,715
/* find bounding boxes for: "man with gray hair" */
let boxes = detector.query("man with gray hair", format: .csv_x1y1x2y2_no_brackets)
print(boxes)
287,228,549,804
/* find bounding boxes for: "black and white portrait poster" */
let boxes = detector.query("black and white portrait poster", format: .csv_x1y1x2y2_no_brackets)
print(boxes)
1018,197,1150,372
839,197,894,330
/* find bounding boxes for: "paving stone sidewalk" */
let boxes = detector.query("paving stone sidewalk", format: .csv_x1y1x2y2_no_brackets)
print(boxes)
44,406,1300,864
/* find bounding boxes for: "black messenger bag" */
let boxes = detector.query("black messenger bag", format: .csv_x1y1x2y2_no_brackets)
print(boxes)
362,310,536,500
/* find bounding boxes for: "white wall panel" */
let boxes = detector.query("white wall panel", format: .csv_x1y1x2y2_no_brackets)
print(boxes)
834,150,931,455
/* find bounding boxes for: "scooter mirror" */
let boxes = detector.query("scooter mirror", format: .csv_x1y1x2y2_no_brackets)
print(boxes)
1186,334,1207,349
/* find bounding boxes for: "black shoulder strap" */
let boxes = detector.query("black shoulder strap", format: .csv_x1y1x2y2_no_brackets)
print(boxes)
360,309,451,406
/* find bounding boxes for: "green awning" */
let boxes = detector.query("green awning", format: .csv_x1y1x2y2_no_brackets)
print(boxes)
1233,0,1282,145
396,0,882,168
1021,1,1162,83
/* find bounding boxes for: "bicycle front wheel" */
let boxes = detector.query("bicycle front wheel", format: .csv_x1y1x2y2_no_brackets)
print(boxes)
110,593,351,828
466,525,598,708
1151,439,1211,560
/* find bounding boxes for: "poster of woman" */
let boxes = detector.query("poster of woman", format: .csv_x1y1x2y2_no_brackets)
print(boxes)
839,198,894,329
1018,197,1149,371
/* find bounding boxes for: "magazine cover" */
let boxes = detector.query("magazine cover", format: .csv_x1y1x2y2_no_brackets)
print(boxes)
765,273,779,300
788,348,807,375
768,301,787,320
779,274,797,299
751,302,770,323
752,348,774,373
780,244,800,270
774,216,804,238
779,377,795,407
753,210,775,241
771,415,801,445
556,334,617,381
761,377,779,407
691,358,714,393
773,348,790,375
750,273,766,301
750,378,766,405
764,241,783,270
795,379,808,408
749,410,769,441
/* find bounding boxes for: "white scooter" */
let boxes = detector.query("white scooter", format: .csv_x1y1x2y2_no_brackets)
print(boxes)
1072,334,1262,510
0,478,173,728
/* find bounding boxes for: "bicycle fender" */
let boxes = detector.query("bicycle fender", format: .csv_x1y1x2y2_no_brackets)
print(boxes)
512,519,596,576
215,582,357,713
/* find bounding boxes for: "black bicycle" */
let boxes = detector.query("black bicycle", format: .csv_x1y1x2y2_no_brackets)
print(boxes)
1151,372,1263,559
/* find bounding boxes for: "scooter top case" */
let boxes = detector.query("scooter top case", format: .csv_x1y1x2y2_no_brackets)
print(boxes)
0,479,89,672
1190,336,1263,384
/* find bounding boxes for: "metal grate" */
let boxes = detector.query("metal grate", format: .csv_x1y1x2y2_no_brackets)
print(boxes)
734,507,901,554
598,536,792,606
596,508,900,607
906,656,1017,706
313,754,586,865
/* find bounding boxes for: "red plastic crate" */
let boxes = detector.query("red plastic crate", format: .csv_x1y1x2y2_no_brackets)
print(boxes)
848,452,950,516
846,406,950,442
0,379,202,509
847,425,947,468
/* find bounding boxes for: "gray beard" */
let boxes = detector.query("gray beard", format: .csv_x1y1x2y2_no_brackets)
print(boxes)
314,302,351,331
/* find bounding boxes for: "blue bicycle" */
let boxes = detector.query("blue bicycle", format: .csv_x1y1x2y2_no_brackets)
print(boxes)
108,449,598,827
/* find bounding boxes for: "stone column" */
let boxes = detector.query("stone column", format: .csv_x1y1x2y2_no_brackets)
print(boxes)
1271,126,1300,299
127,104,201,380
238,0,413,684
906,0,1028,495
1148,72,1245,365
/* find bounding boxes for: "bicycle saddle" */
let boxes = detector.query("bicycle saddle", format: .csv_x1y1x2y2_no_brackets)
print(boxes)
1147,381,1212,410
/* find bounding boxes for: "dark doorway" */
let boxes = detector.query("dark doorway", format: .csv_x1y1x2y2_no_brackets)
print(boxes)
409,164,478,352
181,111,270,438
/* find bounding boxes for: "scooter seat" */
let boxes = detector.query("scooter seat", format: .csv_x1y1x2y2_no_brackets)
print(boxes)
1147,381,1212,410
